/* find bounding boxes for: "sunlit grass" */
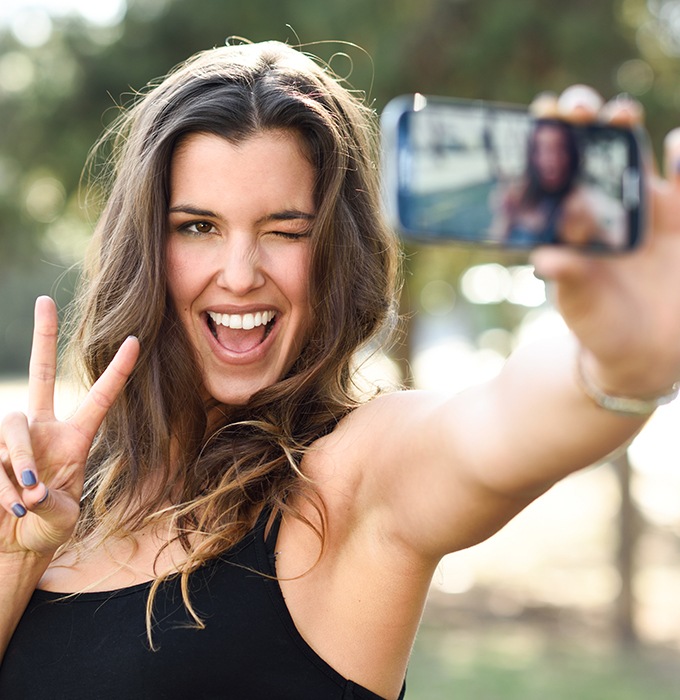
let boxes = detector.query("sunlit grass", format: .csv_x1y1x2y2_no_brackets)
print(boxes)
408,621,680,699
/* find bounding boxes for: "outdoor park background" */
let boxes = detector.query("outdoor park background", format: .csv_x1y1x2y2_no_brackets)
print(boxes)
1,0,680,697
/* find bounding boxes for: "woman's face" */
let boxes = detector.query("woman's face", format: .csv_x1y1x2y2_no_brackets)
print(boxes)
532,125,571,191
166,129,315,405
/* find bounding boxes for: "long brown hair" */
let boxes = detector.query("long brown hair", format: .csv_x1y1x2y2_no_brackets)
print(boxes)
64,40,401,632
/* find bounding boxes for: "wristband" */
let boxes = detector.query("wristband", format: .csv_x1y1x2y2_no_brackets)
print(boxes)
577,352,680,417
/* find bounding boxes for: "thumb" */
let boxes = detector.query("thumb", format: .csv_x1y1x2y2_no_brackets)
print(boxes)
530,246,597,285
24,482,50,513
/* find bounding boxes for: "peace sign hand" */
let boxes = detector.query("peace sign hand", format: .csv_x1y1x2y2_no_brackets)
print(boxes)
0,296,139,557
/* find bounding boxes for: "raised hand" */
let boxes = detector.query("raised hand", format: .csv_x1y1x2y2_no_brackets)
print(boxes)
0,296,139,556
530,87,680,398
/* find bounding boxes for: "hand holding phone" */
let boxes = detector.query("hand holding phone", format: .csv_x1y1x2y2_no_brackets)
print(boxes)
381,94,644,252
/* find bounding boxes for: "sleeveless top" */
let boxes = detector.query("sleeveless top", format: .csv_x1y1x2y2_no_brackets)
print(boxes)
0,509,407,700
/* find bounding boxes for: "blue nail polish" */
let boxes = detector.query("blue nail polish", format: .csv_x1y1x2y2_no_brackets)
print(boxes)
12,503,27,518
21,469,38,487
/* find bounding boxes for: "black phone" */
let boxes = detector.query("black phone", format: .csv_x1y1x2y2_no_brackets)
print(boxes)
381,94,645,252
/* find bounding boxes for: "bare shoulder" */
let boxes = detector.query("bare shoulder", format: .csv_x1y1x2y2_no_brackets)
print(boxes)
302,389,457,542
305,389,438,485
303,382,533,562
314,389,438,446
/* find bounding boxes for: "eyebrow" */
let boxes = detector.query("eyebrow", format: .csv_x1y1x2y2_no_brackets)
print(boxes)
168,205,316,225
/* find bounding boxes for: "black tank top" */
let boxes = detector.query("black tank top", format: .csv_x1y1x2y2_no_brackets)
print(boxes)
0,509,406,699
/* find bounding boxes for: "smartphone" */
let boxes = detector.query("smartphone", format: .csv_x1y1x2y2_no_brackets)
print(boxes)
381,94,645,251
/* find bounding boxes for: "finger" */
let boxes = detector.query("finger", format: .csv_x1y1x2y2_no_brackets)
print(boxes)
599,94,645,128
663,128,680,186
68,336,140,441
557,85,604,124
23,482,50,512
28,296,59,422
1,412,39,493
0,475,27,518
529,91,560,118
531,245,595,283
0,438,28,519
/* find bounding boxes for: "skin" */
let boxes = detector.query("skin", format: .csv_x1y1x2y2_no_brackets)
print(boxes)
166,130,315,406
3,89,680,700
533,125,571,191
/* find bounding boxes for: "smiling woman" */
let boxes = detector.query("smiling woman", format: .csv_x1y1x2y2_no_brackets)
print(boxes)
2,38,680,700
166,131,316,405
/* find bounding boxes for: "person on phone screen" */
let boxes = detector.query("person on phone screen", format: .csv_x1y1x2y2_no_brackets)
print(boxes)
492,118,626,249
1,42,680,700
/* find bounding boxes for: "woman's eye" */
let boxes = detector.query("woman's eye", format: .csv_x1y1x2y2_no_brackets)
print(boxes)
273,230,311,241
179,221,215,236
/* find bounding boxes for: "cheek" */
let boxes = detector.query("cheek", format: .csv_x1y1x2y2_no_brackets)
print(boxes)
294,268,314,343
290,255,312,318
166,243,200,309
265,245,312,305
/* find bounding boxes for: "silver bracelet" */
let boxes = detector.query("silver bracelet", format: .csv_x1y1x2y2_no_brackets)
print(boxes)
576,351,680,417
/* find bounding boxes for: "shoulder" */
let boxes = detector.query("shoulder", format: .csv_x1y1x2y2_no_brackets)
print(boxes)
310,390,434,461
303,388,451,513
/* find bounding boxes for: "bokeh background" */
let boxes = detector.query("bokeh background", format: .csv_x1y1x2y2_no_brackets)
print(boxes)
2,1,680,697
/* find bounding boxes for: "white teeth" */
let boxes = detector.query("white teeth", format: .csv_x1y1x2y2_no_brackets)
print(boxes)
208,310,275,329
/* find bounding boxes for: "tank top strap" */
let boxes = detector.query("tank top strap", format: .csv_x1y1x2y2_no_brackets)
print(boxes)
256,504,283,560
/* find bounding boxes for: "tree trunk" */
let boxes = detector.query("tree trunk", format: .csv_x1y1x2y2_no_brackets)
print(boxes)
612,450,640,648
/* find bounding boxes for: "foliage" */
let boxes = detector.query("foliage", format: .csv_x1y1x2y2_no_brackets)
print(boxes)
0,0,678,372
408,621,680,699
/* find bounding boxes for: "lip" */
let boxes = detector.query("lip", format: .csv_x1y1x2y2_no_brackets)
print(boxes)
200,306,281,365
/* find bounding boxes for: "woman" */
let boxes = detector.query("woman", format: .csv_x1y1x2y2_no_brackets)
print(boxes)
492,118,626,248
1,42,680,699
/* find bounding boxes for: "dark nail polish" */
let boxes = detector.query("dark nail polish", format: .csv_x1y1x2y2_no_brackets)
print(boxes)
36,487,49,505
21,469,38,487
12,503,27,518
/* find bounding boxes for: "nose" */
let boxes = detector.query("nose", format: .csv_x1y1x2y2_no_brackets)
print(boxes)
214,233,265,296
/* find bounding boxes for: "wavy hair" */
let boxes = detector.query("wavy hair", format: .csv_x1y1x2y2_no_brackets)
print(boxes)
523,118,581,204
63,40,401,637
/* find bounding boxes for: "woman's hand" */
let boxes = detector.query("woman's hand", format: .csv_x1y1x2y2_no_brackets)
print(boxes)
530,87,680,399
0,296,139,557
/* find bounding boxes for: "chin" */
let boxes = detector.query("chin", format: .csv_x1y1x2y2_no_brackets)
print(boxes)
204,378,274,408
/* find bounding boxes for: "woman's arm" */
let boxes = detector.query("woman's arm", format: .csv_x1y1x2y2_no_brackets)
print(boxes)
342,335,650,560
343,90,680,563
0,297,139,659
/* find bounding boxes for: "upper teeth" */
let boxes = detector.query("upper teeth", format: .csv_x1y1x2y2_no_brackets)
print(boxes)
208,310,276,330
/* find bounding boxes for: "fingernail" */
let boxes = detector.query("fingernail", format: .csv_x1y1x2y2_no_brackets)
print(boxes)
36,487,49,505
21,469,38,487
12,503,27,518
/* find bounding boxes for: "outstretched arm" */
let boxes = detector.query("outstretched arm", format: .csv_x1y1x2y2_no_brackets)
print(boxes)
345,89,680,563
0,297,139,659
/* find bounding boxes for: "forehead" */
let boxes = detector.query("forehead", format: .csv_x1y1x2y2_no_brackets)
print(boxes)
171,129,312,172
169,130,316,211
535,125,567,145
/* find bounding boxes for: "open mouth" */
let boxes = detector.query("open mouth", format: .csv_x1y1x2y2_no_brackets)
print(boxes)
206,310,277,354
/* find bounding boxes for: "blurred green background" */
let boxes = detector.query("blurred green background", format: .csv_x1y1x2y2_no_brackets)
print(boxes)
2,1,680,697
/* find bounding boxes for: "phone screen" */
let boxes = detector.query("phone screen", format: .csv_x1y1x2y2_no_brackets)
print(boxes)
383,96,643,251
